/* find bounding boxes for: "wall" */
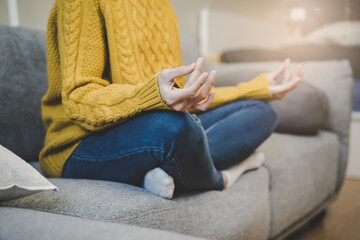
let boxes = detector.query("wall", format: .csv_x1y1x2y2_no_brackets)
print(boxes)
0,0,9,25
0,0,55,31
171,0,294,55
0,0,292,53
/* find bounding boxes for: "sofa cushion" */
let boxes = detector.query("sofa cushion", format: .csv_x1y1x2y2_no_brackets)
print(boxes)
0,25,48,161
1,167,271,240
0,207,203,240
257,130,339,238
0,145,58,202
270,81,330,135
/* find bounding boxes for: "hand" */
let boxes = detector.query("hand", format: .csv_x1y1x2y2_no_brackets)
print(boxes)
266,58,304,100
158,57,217,112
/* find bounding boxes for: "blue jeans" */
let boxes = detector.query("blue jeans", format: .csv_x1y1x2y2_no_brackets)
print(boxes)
62,100,278,191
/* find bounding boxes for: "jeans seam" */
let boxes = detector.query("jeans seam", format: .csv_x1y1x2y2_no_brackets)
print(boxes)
165,152,191,190
71,147,168,162
71,148,169,160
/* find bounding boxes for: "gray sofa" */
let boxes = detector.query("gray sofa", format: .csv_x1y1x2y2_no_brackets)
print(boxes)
0,25,354,240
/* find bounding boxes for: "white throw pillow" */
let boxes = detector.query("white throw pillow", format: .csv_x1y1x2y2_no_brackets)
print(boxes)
306,21,360,46
0,145,58,202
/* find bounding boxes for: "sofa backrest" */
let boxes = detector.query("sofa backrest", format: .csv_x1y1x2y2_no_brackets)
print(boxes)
0,25,48,161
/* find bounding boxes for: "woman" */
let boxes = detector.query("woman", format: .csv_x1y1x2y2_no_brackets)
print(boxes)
40,0,303,199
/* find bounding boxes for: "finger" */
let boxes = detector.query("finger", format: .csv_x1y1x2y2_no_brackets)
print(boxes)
161,62,196,81
192,91,215,111
189,70,216,104
269,58,288,80
276,93,285,100
173,72,209,100
291,65,303,81
185,57,204,88
298,65,304,78
276,76,301,94
170,100,187,112
284,58,291,83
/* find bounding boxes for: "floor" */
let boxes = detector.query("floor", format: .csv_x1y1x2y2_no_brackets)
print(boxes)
354,80,360,112
286,178,360,240
347,112,360,178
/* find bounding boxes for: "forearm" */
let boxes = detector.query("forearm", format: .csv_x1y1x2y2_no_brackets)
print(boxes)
188,73,274,114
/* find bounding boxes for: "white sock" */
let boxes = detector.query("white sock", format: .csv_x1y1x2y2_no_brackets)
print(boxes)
222,151,266,189
143,167,175,199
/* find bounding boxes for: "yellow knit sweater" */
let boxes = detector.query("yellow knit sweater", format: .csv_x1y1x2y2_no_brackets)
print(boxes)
40,0,275,177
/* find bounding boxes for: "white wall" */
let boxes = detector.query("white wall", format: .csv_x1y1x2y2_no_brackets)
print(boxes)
1,0,293,53
170,0,295,56
0,0,9,25
0,0,54,30
347,113,360,179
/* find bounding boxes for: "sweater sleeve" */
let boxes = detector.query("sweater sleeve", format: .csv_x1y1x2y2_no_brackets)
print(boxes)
188,73,275,114
57,0,171,132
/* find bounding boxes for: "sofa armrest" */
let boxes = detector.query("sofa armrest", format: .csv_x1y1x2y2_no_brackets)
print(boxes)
204,60,354,192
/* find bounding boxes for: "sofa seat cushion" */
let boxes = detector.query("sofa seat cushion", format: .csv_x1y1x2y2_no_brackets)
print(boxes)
1,167,271,240
257,130,339,238
0,207,203,240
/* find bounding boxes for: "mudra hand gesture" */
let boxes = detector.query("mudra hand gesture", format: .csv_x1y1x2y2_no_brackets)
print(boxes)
158,57,216,112
157,57,304,113
267,58,304,100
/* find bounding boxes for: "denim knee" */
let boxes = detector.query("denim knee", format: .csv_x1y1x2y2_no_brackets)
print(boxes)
255,100,279,133
235,99,278,133
148,110,206,156
149,111,224,190
166,111,205,152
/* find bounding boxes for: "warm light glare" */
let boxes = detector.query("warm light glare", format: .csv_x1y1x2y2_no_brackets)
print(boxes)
290,7,307,21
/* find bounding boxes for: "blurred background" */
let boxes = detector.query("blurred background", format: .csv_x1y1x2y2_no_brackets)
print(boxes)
1,0,359,76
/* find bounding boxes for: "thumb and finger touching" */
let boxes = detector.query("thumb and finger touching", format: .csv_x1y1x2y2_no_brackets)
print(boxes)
173,72,208,101
268,58,288,80
185,57,204,88
158,57,216,112
193,91,215,111
188,70,217,107
268,59,304,100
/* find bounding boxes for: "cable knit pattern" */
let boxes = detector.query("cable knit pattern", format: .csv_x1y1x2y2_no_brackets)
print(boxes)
40,0,274,177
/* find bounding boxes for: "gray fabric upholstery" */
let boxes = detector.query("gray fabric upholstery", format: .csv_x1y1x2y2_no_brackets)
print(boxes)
257,130,339,238
0,207,203,240
269,81,329,135
205,60,353,191
1,168,271,240
0,25,48,161
205,62,330,134
298,60,353,193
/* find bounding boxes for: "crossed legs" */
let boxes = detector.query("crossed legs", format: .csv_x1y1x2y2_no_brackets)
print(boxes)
62,100,278,198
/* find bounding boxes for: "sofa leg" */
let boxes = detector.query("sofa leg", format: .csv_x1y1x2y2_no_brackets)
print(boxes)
312,209,327,222
284,209,327,240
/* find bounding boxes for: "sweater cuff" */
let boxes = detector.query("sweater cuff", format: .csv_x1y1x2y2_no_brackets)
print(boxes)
137,72,173,111
240,73,275,101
